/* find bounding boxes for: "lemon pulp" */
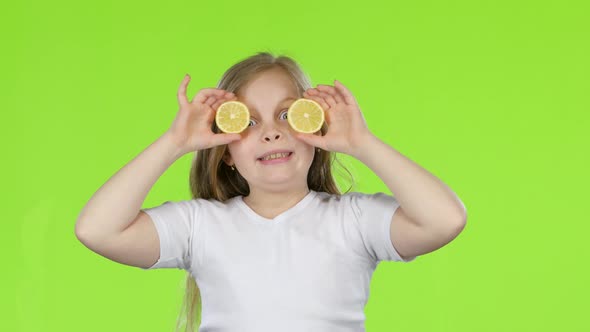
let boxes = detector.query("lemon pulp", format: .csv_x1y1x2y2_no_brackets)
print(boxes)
287,98,325,133
215,101,250,133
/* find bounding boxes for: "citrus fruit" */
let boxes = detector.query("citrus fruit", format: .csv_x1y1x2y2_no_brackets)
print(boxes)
287,98,325,133
215,101,250,133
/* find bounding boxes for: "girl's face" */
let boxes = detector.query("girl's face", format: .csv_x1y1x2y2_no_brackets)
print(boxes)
223,68,316,191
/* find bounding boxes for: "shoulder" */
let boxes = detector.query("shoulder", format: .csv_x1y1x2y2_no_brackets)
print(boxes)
183,196,243,214
151,196,236,214
315,190,395,204
312,191,397,216
194,196,235,206
313,190,369,201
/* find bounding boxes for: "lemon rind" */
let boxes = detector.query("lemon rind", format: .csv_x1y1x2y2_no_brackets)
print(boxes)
215,101,250,134
287,98,325,134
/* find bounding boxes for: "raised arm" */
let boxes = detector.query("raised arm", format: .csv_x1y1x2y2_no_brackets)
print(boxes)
74,133,184,267
74,74,241,268
75,132,183,238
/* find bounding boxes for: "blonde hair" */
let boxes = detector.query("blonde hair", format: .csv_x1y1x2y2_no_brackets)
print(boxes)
175,52,355,332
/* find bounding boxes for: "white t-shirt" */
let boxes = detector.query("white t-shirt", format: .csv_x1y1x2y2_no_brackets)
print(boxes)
140,190,417,332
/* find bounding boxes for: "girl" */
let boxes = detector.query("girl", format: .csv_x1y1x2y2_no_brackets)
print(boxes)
75,52,467,332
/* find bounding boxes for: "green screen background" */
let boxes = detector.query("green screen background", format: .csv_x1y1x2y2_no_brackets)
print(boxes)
2,0,588,331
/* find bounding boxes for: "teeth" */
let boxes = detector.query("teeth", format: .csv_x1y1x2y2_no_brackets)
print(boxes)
262,152,290,161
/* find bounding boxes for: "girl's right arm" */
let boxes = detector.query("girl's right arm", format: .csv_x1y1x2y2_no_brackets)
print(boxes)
74,74,241,268
74,132,183,241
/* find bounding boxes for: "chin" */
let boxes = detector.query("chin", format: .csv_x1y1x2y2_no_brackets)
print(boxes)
264,174,298,183
254,173,305,186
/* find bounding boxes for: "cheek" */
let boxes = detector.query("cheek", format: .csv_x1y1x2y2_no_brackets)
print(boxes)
227,142,251,162
301,144,316,161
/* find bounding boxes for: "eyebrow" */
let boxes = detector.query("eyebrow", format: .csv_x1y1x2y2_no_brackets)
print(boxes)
247,97,297,116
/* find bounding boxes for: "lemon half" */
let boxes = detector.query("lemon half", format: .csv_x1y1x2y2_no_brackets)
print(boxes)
287,98,325,133
215,101,250,133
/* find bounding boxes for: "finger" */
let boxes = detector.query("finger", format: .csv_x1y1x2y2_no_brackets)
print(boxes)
211,133,242,146
305,94,330,111
192,88,230,104
304,91,330,123
316,84,344,103
211,100,222,110
305,88,318,95
203,96,217,107
177,74,191,106
294,132,327,150
212,95,237,110
333,80,357,106
317,91,337,108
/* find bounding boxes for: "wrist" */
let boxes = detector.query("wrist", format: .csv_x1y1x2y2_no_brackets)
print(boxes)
160,131,188,160
350,133,379,160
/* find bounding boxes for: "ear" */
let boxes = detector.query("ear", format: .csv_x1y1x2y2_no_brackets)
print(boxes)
222,151,234,166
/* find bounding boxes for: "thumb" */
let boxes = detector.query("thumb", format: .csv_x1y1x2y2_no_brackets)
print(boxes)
295,133,325,150
212,133,242,146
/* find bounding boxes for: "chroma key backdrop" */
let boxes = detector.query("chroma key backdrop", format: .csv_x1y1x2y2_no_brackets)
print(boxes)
2,0,588,331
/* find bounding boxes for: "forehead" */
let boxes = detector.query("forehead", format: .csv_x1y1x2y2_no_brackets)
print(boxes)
236,68,299,111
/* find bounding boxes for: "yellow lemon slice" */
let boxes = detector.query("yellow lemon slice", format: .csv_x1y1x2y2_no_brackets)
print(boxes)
215,101,250,133
287,98,325,133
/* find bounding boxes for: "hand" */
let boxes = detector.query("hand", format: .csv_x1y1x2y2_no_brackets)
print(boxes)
166,74,241,154
296,80,374,156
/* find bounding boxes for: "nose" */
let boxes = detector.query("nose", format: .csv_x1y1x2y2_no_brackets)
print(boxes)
263,131,282,142
262,124,284,142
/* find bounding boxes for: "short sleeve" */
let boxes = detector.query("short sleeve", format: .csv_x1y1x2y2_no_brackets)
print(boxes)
349,192,417,263
139,200,196,270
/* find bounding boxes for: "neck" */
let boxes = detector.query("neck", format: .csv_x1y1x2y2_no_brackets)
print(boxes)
242,186,311,219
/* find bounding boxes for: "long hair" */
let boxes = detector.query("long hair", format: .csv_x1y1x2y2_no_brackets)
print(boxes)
175,52,355,332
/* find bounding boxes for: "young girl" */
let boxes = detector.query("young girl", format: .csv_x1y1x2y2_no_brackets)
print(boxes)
75,52,467,332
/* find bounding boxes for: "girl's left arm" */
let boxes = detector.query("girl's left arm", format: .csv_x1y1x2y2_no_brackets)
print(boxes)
298,80,466,258
351,133,467,229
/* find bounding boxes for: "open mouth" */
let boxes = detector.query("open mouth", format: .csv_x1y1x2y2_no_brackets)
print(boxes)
257,152,294,162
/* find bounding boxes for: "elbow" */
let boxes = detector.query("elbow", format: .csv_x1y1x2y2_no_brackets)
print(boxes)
74,222,89,243
442,208,467,235
74,220,97,243
451,210,467,234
